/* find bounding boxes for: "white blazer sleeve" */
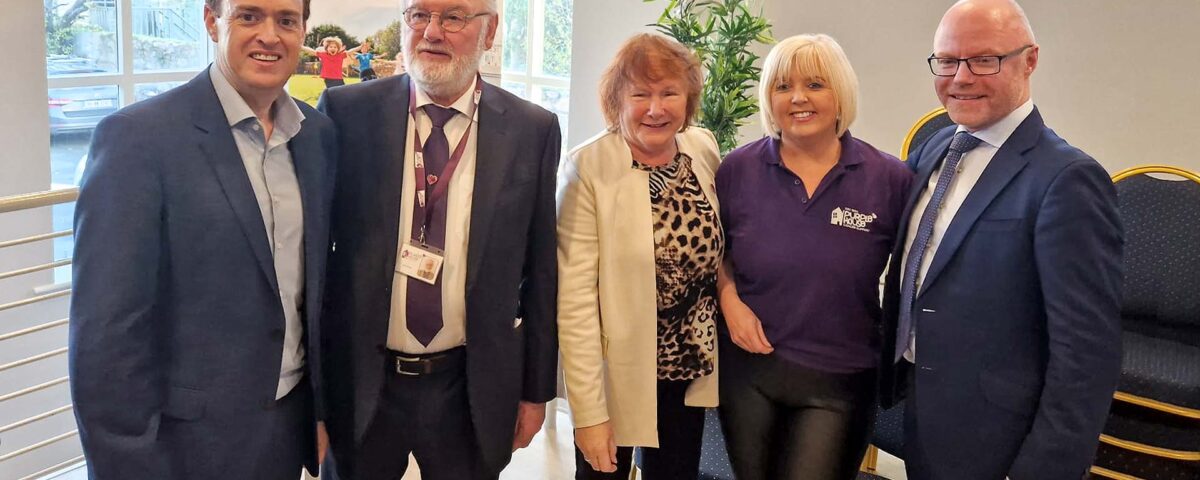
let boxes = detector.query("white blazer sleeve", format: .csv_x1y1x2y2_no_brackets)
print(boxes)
555,149,610,428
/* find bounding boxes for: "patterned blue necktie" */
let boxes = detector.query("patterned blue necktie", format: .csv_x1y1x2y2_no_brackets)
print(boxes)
895,131,982,362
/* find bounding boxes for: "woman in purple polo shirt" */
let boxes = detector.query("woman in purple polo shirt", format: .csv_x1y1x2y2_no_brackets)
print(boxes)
715,34,913,479
558,33,723,480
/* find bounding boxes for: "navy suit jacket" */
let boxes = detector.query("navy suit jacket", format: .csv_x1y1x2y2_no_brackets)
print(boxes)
316,74,560,476
69,69,337,479
879,108,1123,479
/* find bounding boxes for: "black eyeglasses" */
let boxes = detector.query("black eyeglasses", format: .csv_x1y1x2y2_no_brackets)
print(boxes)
927,45,1033,77
403,7,490,33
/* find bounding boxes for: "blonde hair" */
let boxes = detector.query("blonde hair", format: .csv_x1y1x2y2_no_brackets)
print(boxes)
758,34,859,138
598,33,704,133
321,36,344,48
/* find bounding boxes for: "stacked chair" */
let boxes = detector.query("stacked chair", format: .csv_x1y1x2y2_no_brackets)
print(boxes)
1089,165,1200,479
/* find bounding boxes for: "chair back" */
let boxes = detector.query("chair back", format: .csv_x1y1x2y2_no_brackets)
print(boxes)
1112,165,1200,346
901,107,954,161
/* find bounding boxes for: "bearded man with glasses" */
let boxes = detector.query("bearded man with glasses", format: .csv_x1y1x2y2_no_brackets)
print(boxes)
316,1,562,479
879,0,1124,479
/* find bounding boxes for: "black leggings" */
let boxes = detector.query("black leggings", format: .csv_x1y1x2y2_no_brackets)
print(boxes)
574,379,705,480
718,338,876,480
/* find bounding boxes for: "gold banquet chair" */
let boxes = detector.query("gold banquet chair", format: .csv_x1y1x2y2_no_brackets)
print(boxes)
1090,165,1200,480
901,107,954,161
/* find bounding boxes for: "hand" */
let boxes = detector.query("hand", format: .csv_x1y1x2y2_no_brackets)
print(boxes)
575,421,618,473
316,421,329,464
316,420,331,465
512,401,546,451
722,293,773,354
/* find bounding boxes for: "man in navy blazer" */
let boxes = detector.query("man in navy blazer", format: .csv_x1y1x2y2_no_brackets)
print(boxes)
69,0,335,478
879,1,1124,478
315,0,559,478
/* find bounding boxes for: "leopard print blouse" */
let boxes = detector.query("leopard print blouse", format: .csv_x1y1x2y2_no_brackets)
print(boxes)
633,152,722,381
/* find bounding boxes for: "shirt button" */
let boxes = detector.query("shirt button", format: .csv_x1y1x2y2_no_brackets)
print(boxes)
252,124,261,131
801,199,808,204
793,180,801,185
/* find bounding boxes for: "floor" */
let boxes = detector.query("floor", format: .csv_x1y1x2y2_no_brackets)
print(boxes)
391,400,908,480
45,401,907,480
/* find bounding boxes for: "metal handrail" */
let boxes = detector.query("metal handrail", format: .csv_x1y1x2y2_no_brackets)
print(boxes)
0,430,79,462
0,347,68,374
0,259,72,281
0,230,74,250
0,188,83,473
17,455,85,480
0,290,71,313
0,188,78,215
0,405,73,435
0,319,69,342
0,377,70,404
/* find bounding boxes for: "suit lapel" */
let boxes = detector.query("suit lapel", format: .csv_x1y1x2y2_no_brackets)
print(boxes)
883,131,951,327
465,83,513,292
888,131,952,277
379,76,411,278
904,134,953,246
289,112,324,314
919,109,1044,295
192,71,279,292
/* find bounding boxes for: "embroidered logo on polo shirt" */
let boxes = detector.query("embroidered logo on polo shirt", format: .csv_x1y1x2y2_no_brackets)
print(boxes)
830,207,877,232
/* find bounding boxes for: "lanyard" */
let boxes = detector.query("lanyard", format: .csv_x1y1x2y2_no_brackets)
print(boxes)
409,75,482,244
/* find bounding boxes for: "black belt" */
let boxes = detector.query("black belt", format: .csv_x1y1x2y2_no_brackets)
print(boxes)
387,346,465,376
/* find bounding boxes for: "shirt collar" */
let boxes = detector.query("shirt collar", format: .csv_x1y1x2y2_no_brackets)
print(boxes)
413,76,479,116
209,63,305,140
955,98,1033,149
765,130,864,167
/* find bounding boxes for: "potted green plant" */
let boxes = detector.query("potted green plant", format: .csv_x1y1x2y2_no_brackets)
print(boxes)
644,0,773,154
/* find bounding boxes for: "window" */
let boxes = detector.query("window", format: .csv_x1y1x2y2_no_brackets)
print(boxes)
45,0,212,282
500,0,572,144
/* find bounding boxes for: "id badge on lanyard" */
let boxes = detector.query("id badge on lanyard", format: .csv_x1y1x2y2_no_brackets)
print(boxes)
400,75,483,284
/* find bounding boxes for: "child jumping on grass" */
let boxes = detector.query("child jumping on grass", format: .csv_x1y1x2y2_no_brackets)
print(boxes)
355,38,379,81
301,37,363,89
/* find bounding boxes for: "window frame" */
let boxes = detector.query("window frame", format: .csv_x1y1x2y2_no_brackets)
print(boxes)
46,0,212,106
501,0,570,114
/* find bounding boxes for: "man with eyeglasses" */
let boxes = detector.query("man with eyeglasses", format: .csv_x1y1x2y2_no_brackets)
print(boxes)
315,0,560,479
879,0,1123,478
70,0,336,478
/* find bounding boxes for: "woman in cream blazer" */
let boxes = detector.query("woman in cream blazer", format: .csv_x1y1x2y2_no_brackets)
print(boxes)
557,33,723,480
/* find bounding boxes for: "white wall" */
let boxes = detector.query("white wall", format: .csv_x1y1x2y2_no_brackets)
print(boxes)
2,0,52,197
569,0,1200,174
566,1,665,148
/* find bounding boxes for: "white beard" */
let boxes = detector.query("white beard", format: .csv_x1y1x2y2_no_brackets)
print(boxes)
404,30,487,102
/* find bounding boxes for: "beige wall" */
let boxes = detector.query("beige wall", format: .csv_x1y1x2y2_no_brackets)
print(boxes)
569,0,1200,174
2,0,52,197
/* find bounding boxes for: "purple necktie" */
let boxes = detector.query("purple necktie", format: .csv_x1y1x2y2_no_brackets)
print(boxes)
407,104,457,346
895,131,982,362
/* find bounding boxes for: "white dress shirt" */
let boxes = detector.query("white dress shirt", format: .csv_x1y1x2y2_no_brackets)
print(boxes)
387,78,479,353
210,64,307,399
902,99,1034,361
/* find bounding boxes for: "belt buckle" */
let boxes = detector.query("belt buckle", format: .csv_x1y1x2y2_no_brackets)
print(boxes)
395,355,426,376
